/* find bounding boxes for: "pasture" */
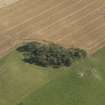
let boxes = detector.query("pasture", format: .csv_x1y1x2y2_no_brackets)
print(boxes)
0,49,70,105
0,46,105,105
22,47,105,105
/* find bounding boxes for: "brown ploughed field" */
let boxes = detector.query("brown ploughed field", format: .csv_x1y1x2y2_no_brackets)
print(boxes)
0,0,105,57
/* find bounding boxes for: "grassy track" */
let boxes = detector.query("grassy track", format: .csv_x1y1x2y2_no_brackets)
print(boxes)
1,48,105,105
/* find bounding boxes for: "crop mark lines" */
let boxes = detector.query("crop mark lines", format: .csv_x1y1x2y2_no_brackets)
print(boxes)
78,24,105,46
58,22,105,51
39,0,99,33
0,0,105,56
2,0,98,38
27,0,85,30
47,6,104,40
53,5,105,41
0,0,67,31
61,20,105,44
1,0,78,33
13,0,79,31
0,0,85,39
0,0,68,29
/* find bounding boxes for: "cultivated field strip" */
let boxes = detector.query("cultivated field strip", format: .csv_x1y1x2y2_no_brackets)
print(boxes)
0,0,70,32
0,0,102,37
0,0,83,33
0,0,105,57
56,14,104,43
57,20,105,48
39,0,104,34
10,0,99,32
44,7,104,38
42,6,104,41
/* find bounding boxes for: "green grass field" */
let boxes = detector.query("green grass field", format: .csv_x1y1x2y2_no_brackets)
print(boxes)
1,48,105,105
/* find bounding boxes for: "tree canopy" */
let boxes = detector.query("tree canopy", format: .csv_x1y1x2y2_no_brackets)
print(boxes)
17,42,87,68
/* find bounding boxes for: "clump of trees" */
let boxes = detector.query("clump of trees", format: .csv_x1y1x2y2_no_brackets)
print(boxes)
17,42,87,68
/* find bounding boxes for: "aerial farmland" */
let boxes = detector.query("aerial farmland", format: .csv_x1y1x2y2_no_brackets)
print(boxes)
0,0,105,105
